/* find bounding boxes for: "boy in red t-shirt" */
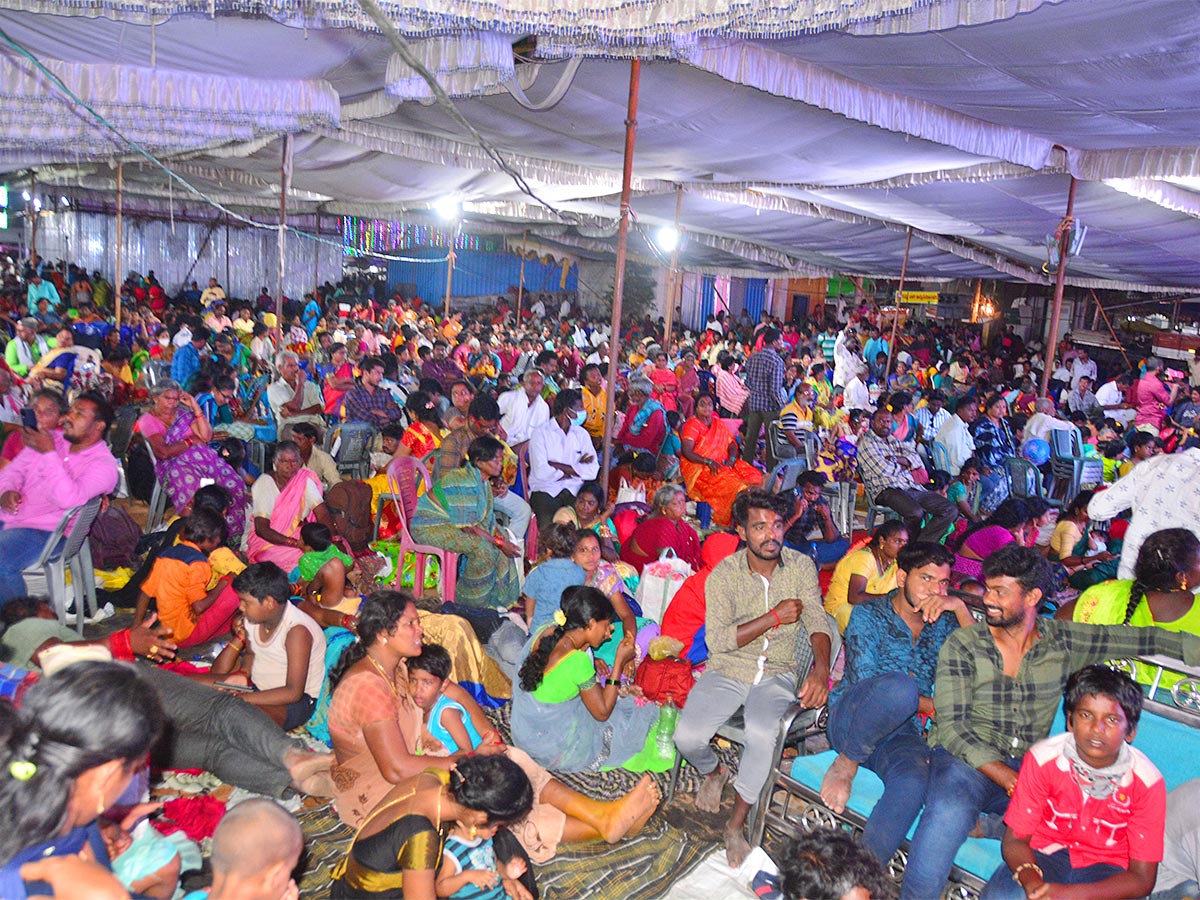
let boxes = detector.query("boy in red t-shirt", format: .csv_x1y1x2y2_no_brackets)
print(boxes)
983,664,1165,900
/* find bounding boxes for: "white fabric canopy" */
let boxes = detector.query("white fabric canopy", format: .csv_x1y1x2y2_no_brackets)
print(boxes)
5,0,1200,289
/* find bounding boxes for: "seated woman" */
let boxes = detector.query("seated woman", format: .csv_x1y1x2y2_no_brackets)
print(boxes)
330,755,532,900
1057,528,1200,688
621,484,702,573
679,393,764,527
137,379,249,542
396,390,444,461
246,440,324,573
553,480,619,561
523,524,585,635
196,374,259,443
323,343,356,418
1047,489,1118,589
570,529,647,668
951,497,1034,582
946,457,982,524
409,436,521,610
615,376,666,457
648,351,679,413
513,586,668,773
813,408,868,484
0,662,165,900
327,591,660,864
824,520,909,632
971,392,1017,513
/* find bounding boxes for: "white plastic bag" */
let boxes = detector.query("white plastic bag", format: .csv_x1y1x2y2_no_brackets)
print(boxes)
635,547,694,623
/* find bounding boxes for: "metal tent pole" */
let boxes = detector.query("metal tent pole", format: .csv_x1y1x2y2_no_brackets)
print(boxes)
114,162,123,328
662,185,683,342
276,134,293,331
884,225,913,380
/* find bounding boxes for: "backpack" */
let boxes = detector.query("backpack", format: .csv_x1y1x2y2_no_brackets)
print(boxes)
313,481,374,554
88,502,143,570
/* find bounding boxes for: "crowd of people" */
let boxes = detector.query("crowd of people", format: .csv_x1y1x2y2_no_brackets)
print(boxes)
1,249,1200,900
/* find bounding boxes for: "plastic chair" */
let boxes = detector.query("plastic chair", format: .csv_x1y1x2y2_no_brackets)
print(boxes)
384,457,458,602
768,457,809,494
1005,457,1062,508
1048,428,1104,502
864,487,901,532
106,405,140,460
22,496,103,634
140,439,171,534
767,421,799,462
62,496,104,633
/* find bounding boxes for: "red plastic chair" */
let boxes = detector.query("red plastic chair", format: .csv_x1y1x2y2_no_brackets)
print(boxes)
385,457,458,602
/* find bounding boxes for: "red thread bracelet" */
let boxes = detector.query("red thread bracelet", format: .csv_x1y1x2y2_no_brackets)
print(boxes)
770,608,782,629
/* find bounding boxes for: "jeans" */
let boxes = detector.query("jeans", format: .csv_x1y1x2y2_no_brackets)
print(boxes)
790,537,851,568
0,525,57,604
493,490,532,542
982,848,1124,899
899,747,1019,900
827,672,931,865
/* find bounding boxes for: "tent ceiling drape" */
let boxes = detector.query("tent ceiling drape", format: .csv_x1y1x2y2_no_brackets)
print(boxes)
4,0,1200,289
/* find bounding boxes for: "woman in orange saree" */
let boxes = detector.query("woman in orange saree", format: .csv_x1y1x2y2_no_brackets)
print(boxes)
679,394,763,527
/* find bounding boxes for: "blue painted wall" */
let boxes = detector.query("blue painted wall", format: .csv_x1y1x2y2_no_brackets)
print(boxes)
388,248,577,300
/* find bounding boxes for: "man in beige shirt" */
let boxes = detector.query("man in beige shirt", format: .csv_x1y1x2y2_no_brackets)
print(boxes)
674,490,833,868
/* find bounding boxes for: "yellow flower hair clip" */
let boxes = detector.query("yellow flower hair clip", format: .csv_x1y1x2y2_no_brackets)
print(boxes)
553,610,567,627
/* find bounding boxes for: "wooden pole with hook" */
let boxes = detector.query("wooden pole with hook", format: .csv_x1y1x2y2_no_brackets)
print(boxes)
1039,176,1079,398
600,59,641,489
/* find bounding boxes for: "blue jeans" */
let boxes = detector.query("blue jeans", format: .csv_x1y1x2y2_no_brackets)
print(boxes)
900,747,1020,899
982,848,1124,899
790,537,852,567
828,672,931,865
0,525,55,604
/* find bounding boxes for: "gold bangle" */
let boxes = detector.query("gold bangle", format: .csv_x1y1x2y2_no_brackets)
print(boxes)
1012,863,1043,885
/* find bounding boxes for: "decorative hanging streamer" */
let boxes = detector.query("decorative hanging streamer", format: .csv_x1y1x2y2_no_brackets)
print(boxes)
340,216,503,255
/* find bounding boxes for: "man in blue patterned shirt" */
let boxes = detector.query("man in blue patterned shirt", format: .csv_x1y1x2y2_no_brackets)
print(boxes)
820,542,972,865
741,327,786,467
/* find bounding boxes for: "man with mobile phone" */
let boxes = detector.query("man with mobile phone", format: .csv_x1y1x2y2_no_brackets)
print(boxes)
0,391,118,605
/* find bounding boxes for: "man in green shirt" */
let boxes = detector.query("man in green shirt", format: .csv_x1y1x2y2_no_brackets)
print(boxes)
899,544,1200,899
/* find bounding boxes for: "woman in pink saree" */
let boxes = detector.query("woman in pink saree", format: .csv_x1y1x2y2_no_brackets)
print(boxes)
247,441,324,571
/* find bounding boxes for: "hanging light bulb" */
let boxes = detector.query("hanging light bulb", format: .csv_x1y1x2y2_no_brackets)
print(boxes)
655,226,680,253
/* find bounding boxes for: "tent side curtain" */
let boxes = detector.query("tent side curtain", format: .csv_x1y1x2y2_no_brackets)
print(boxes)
699,274,716,326
744,278,768,322
387,248,577,302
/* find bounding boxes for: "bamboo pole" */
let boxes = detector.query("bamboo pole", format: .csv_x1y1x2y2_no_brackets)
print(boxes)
883,225,913,380
600,58,641,489
515,230,527,325
444,250,456,321
1039,176,1079,398
314,210,321,294
662,185,683,343
29,171,38,262
1088,288,1133,372
114,162,123,329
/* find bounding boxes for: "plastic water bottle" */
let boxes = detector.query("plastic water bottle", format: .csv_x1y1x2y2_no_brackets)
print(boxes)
656,695,679,759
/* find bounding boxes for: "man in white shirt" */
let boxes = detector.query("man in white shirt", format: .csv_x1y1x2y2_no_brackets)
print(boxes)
1069,347,1097,391
934,400,977,475
1025,397,1075,444
498,370,551,452
529,296,546,320
1096,372,1136,426
558,297,572,318
267,351,325,440
843,364,873,412
527,389,599,529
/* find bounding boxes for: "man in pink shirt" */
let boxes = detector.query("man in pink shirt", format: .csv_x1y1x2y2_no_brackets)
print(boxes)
1135,357,1181,430
0,391,119,604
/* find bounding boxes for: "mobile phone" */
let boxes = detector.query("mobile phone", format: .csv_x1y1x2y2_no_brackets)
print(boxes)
213,681,254,693
19,408,37,430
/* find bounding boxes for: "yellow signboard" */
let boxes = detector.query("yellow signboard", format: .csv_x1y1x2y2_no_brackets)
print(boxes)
897,290,940,305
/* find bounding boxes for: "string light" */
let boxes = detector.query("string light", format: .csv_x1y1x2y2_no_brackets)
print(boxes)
341,216,502,254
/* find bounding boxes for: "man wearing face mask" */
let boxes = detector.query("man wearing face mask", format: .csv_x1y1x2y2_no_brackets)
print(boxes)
527,389,598,529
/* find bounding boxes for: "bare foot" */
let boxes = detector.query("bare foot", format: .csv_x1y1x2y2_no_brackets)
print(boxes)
724,822,752,868
602,775,661,843
819,753,858,814
284,749,335,797
696,767,729,814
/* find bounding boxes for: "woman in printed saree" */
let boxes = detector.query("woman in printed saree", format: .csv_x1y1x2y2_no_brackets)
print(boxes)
648,351,680,413
970,392,1016,513
621,484,702,573
246,441,324,572
409,436,521,609
137,379,249,541
614,376,666,456
679,394,763,527
512,586,668,774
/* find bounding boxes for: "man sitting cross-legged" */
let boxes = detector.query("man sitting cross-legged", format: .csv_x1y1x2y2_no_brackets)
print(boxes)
820,542,974,867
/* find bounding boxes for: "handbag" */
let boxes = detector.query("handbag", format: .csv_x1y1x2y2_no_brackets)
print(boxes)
634,657,695,706
634,547,694,623
615,477,646,505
